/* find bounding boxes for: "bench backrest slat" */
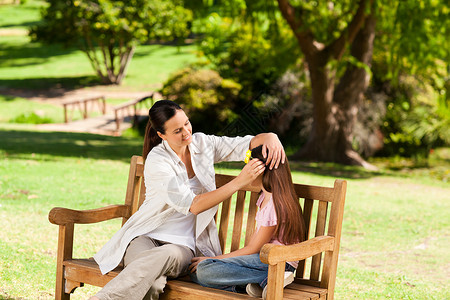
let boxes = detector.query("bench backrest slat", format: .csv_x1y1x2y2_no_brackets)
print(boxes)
297,198,314,278
310,200,329,281
244,192,259,246
230,190,247,252
125,156,346,293
218,196,232,252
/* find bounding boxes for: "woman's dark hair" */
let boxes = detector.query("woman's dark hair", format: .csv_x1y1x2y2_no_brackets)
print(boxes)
143,100,182,160
251,145,307,244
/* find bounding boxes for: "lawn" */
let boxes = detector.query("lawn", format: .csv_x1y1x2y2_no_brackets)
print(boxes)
0,35,198,91
0,127,449,299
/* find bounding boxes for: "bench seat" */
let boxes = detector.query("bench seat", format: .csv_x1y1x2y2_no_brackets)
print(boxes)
62,258,327,299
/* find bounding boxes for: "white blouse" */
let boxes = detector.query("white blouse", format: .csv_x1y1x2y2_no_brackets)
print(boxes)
145,176,205,252
94,132,253,274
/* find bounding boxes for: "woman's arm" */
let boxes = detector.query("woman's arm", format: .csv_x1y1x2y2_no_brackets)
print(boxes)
189,159,265,215
250,133,285,170
189,225,276,272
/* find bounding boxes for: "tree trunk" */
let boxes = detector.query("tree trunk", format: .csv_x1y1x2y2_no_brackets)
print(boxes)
293,14,378,170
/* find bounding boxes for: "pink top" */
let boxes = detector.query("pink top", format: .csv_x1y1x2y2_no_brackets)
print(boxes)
256,193,298,268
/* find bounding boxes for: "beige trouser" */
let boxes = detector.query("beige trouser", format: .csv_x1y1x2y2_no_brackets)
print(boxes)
95,235,194,300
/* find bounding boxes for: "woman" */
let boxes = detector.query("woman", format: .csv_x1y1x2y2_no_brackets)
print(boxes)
90,100,286,300
189,145,306,299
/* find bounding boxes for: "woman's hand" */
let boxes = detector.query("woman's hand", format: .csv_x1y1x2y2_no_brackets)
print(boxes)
250,133,286,170
262,133,286,170
236,159,266,188
189,256,211,273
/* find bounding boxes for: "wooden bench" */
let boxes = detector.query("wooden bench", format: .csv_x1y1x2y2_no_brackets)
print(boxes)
48,155,347,300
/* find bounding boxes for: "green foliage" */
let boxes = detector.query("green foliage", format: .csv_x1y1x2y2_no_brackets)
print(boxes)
370,0,450,158
30,0,192,84
375,0,449,86
287,0,357,44
378,76,450,158
161,67,241,133
196,12,299,101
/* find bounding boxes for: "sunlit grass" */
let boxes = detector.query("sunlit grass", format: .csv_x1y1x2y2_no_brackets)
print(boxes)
0,35,198,90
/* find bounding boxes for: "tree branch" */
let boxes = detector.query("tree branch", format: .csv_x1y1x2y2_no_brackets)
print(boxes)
328,0,373,60
116,45,135,84
99,40,115,82
82,28,107,82
276,0,317,58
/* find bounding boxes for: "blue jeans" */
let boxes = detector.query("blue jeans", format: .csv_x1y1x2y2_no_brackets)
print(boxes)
190,254,295,293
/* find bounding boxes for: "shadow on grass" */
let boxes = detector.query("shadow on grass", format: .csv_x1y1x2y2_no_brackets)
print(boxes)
0,39,81,68
0,20,41,28
132,43,195,58
0,75,102,91
0,129,142,162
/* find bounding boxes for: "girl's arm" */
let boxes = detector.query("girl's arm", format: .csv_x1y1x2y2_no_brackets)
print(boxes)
189,159,265,215
189,225,276,272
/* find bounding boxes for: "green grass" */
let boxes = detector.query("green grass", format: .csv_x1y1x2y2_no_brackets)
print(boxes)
0,127,449,299
0,35,198,91
0,95,64,123
0,0,46,29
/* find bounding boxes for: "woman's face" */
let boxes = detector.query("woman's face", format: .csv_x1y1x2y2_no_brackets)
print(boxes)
158,109,193,149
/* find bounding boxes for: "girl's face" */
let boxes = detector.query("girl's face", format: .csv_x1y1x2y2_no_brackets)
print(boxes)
158,110,192,149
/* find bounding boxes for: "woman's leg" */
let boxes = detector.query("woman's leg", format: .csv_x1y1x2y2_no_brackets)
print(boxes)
191,254,270,293
95,236,194,300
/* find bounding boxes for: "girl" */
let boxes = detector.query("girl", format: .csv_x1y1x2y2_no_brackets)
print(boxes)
90,100,285,300
190,145,306,299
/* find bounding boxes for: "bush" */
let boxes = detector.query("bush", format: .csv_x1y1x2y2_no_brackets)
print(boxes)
376,75,449,158
10,111,54,124
160,67,242,134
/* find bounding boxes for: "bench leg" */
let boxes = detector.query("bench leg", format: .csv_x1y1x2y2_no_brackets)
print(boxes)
55,224,74,300
266,262,285,300
55,267,70,300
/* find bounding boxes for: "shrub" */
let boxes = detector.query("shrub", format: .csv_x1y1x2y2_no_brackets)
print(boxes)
10,112,54,124
160,67,241,134
377,75,449,158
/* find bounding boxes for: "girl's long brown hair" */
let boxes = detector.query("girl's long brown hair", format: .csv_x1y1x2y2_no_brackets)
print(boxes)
252,145,307,244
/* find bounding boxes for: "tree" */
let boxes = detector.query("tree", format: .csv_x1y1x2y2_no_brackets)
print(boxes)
275,0,448,168
30,0,192,84
274,0,376,168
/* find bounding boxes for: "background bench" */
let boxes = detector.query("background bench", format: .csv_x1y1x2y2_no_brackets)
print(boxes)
48,155,347,299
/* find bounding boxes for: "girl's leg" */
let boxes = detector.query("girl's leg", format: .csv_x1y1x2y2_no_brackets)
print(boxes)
95,236,194,300
191,254,269,293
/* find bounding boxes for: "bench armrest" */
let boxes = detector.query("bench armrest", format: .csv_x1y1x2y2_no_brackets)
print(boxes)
48,205,130,225
260,235,335,265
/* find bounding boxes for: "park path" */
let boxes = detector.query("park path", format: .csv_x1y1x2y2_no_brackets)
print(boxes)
1,86,161,136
